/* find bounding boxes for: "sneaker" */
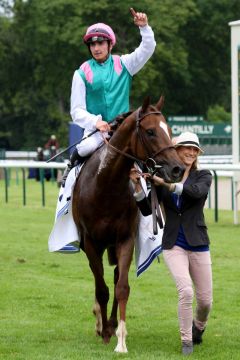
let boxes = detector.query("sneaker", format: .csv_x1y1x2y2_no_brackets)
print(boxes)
57,242,80,254
182,341,193,356
192,322,205,345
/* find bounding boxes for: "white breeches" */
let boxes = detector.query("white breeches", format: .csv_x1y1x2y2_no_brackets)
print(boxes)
76,130,109,157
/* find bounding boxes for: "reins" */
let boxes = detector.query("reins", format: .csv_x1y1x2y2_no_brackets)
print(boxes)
131,167,164,233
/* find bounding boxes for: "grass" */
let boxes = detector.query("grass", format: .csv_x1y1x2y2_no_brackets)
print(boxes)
0,179,240,359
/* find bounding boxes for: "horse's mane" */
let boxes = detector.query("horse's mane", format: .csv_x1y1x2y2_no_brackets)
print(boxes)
109,111,133,135
108,100,171,141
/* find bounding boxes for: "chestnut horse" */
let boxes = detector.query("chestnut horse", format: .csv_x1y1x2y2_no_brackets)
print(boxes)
72,96,184,352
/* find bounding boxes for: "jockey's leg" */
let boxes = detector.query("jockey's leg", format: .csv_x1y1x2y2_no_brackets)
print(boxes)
61,131,106,187
76,131,106,156
61,148,86,188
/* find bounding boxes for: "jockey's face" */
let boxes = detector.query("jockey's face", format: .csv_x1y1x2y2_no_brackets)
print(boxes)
89,40,113,63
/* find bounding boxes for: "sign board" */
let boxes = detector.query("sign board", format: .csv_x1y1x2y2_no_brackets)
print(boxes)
168,116,204,122
169,121,232,138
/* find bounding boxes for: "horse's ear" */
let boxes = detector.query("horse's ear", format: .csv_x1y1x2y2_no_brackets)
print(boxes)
141,96,150,113
156,95,165,111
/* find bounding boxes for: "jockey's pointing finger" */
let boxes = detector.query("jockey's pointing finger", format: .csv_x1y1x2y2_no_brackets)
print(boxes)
130,8,137,18
130,9,148,27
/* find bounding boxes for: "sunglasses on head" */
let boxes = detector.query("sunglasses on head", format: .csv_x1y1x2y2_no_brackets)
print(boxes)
87,36,109,44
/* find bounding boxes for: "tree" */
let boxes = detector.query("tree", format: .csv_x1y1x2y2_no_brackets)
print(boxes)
0,0,238,150
182,0,240,116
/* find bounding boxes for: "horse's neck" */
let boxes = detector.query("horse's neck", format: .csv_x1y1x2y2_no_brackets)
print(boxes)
97,146,133,186
96,126,134,188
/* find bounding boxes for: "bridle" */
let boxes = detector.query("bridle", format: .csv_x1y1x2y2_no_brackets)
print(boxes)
106,107,175,233
107,107,175,174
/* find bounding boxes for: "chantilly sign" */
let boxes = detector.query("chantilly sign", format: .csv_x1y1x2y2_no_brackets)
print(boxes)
170,121,232,137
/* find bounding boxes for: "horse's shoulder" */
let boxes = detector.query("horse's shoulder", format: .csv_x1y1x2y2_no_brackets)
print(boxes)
77,145,107,178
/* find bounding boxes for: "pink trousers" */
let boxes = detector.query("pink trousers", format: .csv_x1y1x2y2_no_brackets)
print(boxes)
163,246,213,342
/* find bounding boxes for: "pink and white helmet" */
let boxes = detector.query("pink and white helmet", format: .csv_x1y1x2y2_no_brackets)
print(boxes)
83,23,116,46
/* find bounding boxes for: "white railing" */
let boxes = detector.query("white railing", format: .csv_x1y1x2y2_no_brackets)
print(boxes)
0,159,238,171
0,159,239,224
199,155,232,164
5,151,37,159
3,152,234,163
0,160,66,169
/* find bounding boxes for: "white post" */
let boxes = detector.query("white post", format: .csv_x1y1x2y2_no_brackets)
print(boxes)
229,20,240,224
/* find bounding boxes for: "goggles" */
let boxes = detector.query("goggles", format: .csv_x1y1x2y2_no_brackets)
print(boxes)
86,36,109,44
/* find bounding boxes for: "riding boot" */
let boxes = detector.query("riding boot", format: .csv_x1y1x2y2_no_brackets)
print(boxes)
61,148,86,188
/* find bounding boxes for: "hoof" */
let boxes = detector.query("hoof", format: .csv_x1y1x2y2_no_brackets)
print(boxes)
114,344,128,353
115,320,128,353
102,335,111,344
107,321,118,337
95,329,102,337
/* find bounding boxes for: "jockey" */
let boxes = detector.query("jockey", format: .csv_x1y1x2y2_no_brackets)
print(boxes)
61,8,156,187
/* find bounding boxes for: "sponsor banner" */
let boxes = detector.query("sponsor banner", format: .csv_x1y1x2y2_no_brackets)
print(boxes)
168,116,204,122
169,121,232,138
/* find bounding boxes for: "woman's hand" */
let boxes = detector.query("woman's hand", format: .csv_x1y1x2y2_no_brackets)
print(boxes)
130,171,165,186
152,174,176,192
152,174,165,186
130,167,144,193
130,168,141,184
130,8,148,27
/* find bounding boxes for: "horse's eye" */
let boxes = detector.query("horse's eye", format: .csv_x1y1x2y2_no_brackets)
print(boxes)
146,129,155,136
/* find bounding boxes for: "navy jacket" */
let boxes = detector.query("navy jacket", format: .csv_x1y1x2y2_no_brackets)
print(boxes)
137,169,212,250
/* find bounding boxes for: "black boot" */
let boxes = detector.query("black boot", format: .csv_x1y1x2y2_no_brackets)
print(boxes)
61,148,85,188
192,322,205,345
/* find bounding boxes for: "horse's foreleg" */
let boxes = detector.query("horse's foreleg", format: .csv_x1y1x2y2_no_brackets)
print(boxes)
93,299,102,336
114,278,129,352
90,267,110,343
114,320,128,353
107,266,119,336
114,239,134,353
85,241,111,344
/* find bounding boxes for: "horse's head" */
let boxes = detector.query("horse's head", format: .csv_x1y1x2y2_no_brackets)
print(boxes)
130,95,185,182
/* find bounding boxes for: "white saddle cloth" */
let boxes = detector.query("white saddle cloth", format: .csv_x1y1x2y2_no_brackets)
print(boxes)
48,167,164,276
